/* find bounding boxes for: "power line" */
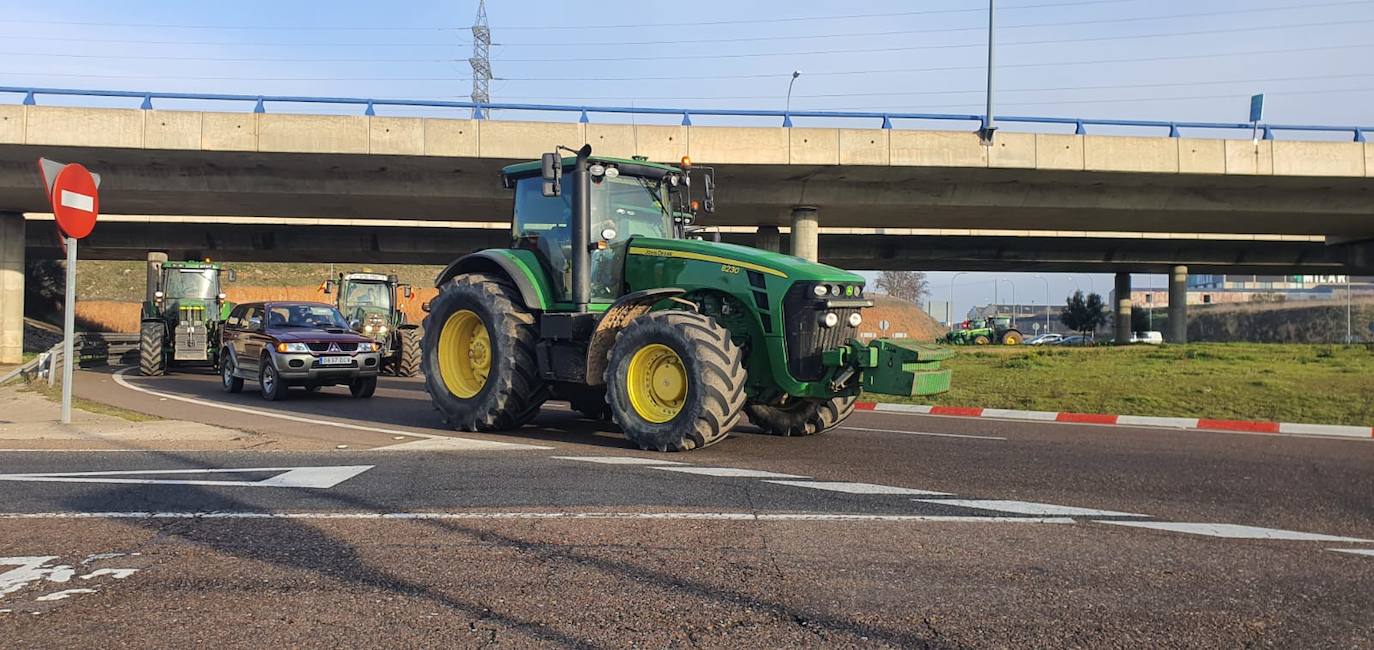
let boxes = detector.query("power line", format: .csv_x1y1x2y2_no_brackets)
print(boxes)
820,87,1374,112
0,0,1136,32
8,41,1363,84
491,73,1374,103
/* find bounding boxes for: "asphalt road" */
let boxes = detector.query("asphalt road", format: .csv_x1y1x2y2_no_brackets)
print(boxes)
2,366,1372,647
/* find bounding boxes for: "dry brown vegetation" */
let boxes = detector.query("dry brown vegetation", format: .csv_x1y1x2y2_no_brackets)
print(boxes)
76,286,441,333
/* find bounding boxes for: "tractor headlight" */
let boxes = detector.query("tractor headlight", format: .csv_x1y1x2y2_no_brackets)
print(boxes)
378,326,388,335
848,312,863,327
820,312,839,328
276,342,310,353
364,325,374,334
356,342,376,352
812,284,829,297
153,291,164,300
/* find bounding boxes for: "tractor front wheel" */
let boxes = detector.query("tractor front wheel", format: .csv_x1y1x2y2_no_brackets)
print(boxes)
973,335,991,345
395,326,422,377
604,311,746,452
139,320,166,376
422,273,547,431
745,396,857,437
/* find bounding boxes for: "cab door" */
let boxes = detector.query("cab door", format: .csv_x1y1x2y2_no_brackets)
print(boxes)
238,306,266,374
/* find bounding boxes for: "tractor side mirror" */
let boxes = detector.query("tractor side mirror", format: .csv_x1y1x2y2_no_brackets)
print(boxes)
387,274,399,285
702,170,716,214
540,152,563,197
322,280,335,295
226,270,237,282
401,285,414,299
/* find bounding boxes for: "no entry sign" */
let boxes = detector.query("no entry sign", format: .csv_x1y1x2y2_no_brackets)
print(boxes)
37,157,101,239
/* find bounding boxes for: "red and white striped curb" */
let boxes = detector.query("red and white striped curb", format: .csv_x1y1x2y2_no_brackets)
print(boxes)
853,402,1374,439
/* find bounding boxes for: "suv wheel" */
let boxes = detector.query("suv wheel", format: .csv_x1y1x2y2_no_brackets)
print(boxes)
350,376,377,398
260,358,286,401
221,352,244,393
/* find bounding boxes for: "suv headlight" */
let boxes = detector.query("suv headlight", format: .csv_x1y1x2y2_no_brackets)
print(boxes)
276,342,310,353
356,342,376,352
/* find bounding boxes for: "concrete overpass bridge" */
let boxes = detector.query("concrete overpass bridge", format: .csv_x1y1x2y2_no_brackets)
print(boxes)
2,89,1372,361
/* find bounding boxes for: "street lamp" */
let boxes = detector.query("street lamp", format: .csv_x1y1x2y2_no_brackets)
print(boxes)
949,272,969,326
1034,274,1051,333
784,70,801,127
1347,276,1353,344
979,0,996,144
997,278,1016,327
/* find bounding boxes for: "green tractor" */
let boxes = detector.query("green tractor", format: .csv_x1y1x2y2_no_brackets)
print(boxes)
139,260,236,375
322,271,422,376
939,316,1024,346
420,145,953,452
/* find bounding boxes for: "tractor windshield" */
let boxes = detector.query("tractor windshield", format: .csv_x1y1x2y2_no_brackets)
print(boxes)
163,269,218,300
343,281,392,311
512,171,671,302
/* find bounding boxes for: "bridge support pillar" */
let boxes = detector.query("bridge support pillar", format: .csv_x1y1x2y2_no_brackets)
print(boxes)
1114,272,1132,344
754,225,781,253
790,206,818,262
0,212,24,364
146,251,167,301
1168,265,1188,343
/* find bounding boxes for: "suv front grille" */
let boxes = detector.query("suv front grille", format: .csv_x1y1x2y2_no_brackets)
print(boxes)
782,284,860,381
305,342,359,352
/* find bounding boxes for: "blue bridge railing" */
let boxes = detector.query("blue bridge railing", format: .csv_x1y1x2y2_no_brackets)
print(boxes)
0,85,1366,143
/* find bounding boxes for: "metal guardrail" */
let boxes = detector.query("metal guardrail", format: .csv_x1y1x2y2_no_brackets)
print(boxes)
0,332,139,386
0,85,1368,142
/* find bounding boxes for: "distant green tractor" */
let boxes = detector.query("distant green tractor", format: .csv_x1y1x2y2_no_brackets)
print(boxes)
323,272,422,376
940,316,1024,346
139,260,236,375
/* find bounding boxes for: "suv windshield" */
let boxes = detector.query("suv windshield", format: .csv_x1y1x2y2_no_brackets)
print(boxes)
266,304,351,330
163,269,218,300
343,281,391,311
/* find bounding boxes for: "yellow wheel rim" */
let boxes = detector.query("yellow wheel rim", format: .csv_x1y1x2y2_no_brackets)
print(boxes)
626,343,687,423
437,310,490,398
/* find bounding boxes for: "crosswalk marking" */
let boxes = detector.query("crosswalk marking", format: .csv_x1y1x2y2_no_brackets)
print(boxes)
915,499,1148,518
1098,521,1372,542
765,480,951,496
1328,548,1374,557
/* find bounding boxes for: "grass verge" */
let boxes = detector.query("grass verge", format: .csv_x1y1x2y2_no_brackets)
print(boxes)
870,343,1374,427
22,379,163,423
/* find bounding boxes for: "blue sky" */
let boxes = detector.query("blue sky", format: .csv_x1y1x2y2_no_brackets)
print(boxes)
3,0,1370,316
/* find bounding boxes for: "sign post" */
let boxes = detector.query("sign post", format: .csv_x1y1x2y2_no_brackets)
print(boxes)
37,158,100,424
1249,94,1264,146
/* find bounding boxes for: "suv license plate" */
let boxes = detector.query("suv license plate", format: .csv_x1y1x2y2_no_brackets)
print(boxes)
318,356,352,366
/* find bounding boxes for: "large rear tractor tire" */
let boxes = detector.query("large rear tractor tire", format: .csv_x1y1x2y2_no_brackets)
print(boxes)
745,395,857,437
395,326,422,377
604,311,746,452
422,273,547,431
1001,330,1024,345
139,320,166,376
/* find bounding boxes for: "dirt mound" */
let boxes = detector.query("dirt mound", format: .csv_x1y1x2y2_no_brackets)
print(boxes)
857,295,947,342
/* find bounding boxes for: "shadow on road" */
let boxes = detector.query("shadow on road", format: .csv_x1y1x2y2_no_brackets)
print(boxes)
54,447,946,647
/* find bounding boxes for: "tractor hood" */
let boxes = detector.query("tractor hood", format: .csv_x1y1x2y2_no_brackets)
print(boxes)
627,237,864,285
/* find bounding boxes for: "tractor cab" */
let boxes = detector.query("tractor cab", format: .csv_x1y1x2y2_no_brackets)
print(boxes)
321,272,422,376
503,154,694,303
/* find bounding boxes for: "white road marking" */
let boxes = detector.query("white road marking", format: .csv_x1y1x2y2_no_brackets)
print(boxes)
838,426,1006,441
1329,548,1374,557
80,568,138,580
1,557,65,597
1116,415,1200,429
36,588,97,601
0,511,1076,523
764,480,952,496
980,408,1060,422
113,368,549,450
372,438,544,452
0,465,373,489
551,456,687,465
652,466,808,479
1098,521,1372,542
917,499,1148,518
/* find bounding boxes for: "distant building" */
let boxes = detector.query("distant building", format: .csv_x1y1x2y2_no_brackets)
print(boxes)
1122,275,1374,308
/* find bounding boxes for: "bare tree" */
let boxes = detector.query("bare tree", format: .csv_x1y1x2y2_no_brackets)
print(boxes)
875,271,929,303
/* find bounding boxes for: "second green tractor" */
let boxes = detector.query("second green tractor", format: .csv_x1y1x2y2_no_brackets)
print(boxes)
421,145,953,452
323,272,422,377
